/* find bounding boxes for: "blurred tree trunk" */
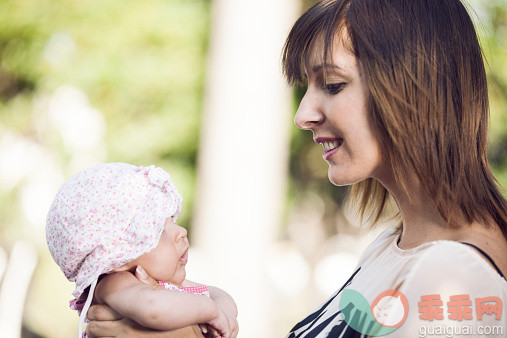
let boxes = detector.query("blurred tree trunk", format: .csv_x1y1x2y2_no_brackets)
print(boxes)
192,0,299,336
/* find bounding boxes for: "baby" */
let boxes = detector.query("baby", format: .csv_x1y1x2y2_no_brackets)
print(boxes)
46,163,237,337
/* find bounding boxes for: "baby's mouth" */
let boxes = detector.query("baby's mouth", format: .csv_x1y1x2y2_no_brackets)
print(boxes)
179,248,188,264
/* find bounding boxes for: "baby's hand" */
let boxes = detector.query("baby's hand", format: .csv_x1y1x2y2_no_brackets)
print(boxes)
206,307,231,338
135,266,163,290
201,310,237,338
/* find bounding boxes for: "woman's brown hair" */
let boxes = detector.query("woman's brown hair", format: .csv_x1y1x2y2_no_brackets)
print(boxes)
282,0,507,239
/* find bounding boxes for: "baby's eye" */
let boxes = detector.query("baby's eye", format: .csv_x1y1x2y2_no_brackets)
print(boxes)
325,83,345,94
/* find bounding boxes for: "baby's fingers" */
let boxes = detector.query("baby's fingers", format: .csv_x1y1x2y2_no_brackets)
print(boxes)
200,324,213,337
212,328,230,338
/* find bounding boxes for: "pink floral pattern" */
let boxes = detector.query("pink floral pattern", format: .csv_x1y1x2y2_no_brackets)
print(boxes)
46,162,183,305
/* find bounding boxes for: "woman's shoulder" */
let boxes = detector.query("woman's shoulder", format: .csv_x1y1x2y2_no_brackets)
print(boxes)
394,241,507,335
401,240,507,293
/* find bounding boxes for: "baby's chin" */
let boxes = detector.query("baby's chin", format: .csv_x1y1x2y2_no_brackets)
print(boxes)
167,272,186,287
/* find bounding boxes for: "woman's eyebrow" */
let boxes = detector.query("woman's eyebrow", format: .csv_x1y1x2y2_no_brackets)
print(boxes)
303,63,347,80
312,63,344,73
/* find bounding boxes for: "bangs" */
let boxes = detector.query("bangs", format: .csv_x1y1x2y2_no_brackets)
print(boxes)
282,0,352,86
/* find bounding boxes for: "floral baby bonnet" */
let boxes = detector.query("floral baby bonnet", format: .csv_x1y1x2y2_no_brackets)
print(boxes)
46,162,182,337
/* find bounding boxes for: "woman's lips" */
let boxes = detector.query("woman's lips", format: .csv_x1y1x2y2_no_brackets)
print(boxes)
323,146,340,160
316,137,344,160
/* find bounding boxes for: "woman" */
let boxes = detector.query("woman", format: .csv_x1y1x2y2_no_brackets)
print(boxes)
283,0,506,336
88,0,506,336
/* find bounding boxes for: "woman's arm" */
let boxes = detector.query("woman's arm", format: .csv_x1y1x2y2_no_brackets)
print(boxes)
95,271,219,331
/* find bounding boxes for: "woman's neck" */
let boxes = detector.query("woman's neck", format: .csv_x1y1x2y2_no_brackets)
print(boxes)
375,169,507,277
377,170,476,249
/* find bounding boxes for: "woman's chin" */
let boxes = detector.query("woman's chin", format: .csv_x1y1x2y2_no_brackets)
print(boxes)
328,170,359,187
328,165,374,186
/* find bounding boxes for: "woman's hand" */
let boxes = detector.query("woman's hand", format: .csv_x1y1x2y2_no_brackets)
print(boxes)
86,304,147,337
86,304,204,337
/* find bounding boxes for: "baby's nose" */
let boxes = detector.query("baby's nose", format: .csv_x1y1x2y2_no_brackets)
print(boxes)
176,225,187,241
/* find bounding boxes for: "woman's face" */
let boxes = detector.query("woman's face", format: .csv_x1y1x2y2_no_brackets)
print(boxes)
294,34,387,186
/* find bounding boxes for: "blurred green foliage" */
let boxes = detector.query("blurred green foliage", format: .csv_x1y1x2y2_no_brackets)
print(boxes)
0,0,210,232
482,0,507,186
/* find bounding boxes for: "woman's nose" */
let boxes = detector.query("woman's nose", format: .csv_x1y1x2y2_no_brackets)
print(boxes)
294,91,324,130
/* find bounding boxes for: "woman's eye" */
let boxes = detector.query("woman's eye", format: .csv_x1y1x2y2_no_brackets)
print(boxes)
325,83,345,94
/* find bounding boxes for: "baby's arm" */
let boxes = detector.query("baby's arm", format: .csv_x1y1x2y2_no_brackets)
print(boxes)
95,271,218,331
182,280,238,336
206,286,238,319
182,280,237,315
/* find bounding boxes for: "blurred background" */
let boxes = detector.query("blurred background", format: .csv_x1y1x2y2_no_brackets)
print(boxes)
0,0,505,337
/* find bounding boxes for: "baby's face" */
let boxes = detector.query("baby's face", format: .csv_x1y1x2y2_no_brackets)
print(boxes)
135,217,189,286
